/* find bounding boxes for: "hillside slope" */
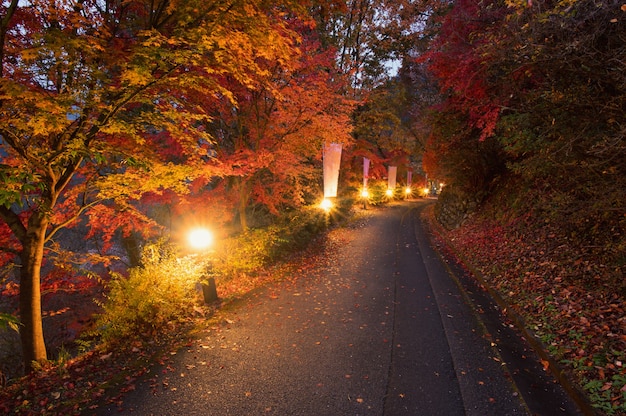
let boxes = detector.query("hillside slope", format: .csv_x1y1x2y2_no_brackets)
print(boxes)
428,195,625,415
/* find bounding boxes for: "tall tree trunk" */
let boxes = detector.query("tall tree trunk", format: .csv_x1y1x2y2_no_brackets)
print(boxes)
19,215,48,372
238,180,249,232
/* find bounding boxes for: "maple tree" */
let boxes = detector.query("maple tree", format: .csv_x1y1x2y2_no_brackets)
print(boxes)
421,0,625,222
417,0,509,195
199,19,355,231
0,0,304,372
348,78,420,190
416,0,626,411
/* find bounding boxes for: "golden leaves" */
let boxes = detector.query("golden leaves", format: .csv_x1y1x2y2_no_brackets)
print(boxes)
120,66,152,87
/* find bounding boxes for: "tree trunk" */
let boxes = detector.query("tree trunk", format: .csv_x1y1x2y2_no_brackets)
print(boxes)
238,179,250,232
19,216,48,372
121,232,142,268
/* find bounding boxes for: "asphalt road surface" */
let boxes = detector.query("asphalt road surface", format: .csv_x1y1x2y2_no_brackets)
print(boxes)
93,201,583,416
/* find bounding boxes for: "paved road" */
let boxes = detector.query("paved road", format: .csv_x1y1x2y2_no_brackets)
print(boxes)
93,201,583,415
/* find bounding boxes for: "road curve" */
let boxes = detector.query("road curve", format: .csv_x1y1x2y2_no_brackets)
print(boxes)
91,200,582,416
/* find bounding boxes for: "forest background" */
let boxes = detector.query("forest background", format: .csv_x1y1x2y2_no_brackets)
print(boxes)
0,0,624,415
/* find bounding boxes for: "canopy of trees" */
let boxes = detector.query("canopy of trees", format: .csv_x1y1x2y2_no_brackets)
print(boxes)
419,0,625,237
0,0,420,374
2,4,623,409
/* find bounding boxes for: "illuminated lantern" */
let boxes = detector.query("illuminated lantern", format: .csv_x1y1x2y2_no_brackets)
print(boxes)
320,198,333,211
188,228,214,250
323,143,342,198
387,166,397,191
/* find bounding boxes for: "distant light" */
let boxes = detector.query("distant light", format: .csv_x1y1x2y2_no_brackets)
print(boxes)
320,198,333,211
361,189,369,198
386,189,393,197
423,187,430,196
405,187,412,194
188,228,214,250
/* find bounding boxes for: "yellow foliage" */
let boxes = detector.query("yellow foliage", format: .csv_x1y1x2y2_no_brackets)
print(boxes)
120,66,152,87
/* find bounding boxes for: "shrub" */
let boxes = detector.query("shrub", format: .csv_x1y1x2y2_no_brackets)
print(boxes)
94,202,351,345
211,205,330,279
94,241,205,344
365,181,391,206
211,227,282,279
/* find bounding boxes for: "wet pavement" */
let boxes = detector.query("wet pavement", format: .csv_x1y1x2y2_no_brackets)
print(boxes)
92,201,583,416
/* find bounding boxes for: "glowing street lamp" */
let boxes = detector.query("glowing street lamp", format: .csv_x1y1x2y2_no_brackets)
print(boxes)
360,188,369,209
187,228,214,250
320,198,334,212
405,187,412,199
386,188,394,197
186,227,218,303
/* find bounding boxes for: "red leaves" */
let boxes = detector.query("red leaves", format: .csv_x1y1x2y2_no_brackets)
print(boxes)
424,0,508,142
426,204,626,412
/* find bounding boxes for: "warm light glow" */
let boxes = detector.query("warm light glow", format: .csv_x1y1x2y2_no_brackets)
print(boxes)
386,189,393,197
405,187,412,194
361,189,369,198
188,228,214,250
320,198,333,211
422,187,430,196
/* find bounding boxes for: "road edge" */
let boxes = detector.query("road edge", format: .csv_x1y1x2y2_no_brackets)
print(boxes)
417,203,597,416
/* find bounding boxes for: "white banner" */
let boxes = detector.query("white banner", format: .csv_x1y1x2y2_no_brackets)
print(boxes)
323,143,342,198
407,170,412,187
363,158,370,188
387,166,397,190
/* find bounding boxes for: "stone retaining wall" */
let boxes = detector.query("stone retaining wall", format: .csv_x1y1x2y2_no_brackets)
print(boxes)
434,186,481,230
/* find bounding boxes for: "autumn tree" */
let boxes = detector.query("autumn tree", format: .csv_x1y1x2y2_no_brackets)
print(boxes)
199,18,354,232
313,0,428,91
0,0,302,372
421,0,625,238
349,78,418,187
420,0,510,193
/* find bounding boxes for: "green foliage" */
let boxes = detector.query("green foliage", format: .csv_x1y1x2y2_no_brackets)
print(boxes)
352,83,415,155
212,227,283,278
0,312,20,332
275,206,331,254
212,205,330,279
584,376,626,415
364,181,392,206
95,242,205,344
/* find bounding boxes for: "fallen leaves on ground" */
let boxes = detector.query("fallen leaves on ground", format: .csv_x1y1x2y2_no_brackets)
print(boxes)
422,206,625,415
0,323,198,415
0,229,338,415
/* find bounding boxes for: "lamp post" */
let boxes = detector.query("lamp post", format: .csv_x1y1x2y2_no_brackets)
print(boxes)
360,188,369,209
320,198,334,212
187,227,218,304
